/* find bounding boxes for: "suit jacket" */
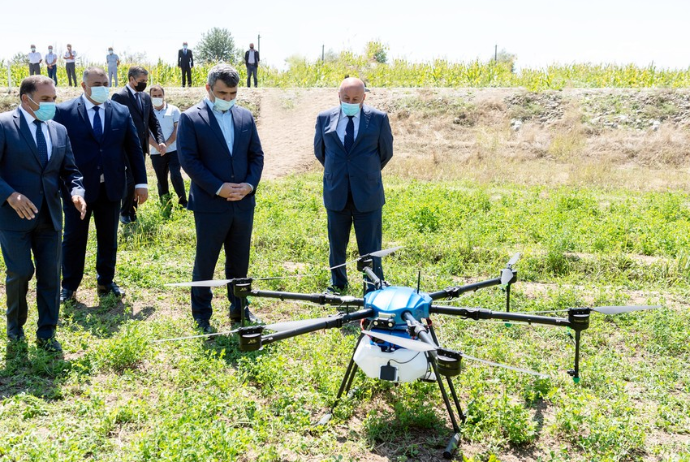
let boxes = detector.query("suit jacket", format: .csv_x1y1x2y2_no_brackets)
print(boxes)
244,49,260,66
0,109,84,232
178,49,194,68
178,101,264,213
112,87,164,155
54,97,147,204
314,105,393,212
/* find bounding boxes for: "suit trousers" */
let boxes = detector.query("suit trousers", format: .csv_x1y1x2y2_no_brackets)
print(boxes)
66,63,77,87
47,66,58,85
191,205,254,322
62,184,121,291
0,203,60,340
29,63,41,75
327,203,383,291
181,66,192,87
150,151,187,204
246,65,258,87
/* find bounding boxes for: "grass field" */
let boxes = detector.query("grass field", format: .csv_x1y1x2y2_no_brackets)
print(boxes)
1,170,689,461
1,86,689,461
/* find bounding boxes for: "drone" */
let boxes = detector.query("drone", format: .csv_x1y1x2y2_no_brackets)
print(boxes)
165,248,659,460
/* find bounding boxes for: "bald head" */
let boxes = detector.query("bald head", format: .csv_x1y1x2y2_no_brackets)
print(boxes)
338,77,366,106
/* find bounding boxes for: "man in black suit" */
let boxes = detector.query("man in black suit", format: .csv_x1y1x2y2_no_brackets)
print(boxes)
178,42,194,88
178,64,264,332
112,66,165,223
244,43,260,88
54,67,148,303
1,76,86,351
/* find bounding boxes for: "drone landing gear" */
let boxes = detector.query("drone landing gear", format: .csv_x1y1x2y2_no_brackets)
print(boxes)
317,334,366,426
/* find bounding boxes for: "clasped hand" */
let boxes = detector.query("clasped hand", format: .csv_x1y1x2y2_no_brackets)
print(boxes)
218,183,252,201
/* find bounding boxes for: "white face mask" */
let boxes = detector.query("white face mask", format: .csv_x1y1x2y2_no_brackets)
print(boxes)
152,97,164,107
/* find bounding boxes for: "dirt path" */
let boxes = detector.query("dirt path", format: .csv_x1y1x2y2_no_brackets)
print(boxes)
255,88,336,179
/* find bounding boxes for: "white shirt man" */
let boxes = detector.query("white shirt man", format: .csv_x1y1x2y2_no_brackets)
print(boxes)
28,46,42,75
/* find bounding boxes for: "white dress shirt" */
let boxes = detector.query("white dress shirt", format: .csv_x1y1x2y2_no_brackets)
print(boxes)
247,50,257,64
19,106,52,157
63,50,77,63
336,107,361,144
81,95,147,189
28,52,42,64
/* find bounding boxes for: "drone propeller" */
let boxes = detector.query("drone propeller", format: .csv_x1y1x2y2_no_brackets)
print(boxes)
516,305,661,316
460,353,547,378
590,305,660,315
361,330,438,352
329,246,404,271
362,330,545,377
500,252,521,285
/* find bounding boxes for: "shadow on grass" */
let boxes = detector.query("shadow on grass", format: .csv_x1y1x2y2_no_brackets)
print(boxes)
1,341,70,400
61,296,155,339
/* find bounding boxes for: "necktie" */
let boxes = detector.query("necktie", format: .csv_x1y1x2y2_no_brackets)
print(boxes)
33,120,49,168
344,116,354,153
135,92,143,112
93,105,103,139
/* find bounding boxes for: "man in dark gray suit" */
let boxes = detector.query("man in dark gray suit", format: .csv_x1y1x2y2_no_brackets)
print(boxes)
0,76,86,352
314,77,393,293
178,64,264,332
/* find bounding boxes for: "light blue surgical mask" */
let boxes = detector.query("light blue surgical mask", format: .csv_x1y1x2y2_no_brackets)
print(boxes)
211,92,235,112
90,86,109,104
183,45,188,50
341,101,360,117
28,96,56,121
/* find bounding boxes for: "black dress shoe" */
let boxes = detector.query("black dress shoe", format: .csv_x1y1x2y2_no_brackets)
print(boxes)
60,288,75,304
194,319,216,334
119,215,132,224
7,329,26,342
98,282,125,298
325,285,347,295
230,308,260,324
36,337,62,352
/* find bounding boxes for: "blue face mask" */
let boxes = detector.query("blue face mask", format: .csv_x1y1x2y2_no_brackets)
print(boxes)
28,96,56,121
90,86,110,104
183,45,188,50
211,91,235,112
341,101,360,117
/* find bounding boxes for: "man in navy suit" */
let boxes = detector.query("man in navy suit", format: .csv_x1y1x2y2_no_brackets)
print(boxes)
54,67,148,303
177,42,194,88
314,77,393,293
178,64,264,332
112,66,165,223
0,76,86,352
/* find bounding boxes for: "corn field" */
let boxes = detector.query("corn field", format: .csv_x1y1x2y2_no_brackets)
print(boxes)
2,57,689,90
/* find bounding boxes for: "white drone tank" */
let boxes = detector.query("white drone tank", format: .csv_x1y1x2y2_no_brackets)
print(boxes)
353,338,433,383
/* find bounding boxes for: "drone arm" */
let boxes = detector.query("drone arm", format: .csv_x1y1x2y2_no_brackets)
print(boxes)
261,308,375,346
427,277,503,301
242,289,364,307
430,305,570,328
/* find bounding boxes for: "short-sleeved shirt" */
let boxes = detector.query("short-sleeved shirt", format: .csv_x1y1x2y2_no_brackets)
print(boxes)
28,52,42,64
150,103,181,153
106,53,119,69
45,52,57,65
64,50,77,63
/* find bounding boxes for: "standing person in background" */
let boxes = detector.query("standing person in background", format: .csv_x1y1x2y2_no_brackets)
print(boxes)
0,75,86,352
45,46,58,85
112,66,165,224
106,48,120,87
314,77,394,294
28,45,42,76
178,42,194,88
177,64,264,331
148,85,187,207
54,67,148,303
244,43,259,88
64,44,77,87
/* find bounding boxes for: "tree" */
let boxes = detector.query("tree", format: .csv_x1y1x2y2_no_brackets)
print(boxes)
365,41,388,64
12,52,28,66
495,48,517,73
197,27,239,64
